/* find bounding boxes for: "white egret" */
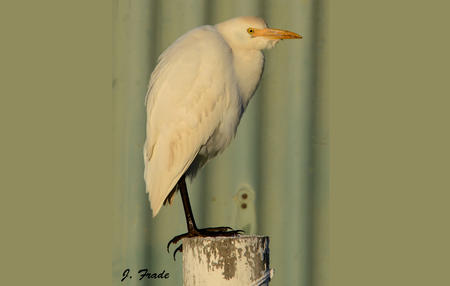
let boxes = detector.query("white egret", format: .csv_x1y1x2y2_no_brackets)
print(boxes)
143,16,302,256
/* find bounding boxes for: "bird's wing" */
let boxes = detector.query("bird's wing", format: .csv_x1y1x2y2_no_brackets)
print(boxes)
144,26,237,217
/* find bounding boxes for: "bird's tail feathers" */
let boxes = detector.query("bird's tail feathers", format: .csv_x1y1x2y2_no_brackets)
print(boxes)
143,139,191,217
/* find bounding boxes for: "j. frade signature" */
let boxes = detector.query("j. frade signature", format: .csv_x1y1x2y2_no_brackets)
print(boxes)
121,268,170,281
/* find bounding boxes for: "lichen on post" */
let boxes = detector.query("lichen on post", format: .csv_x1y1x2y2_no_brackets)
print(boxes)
182,235,272,285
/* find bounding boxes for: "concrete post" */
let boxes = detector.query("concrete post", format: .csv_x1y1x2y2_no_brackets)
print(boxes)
183,235,272,285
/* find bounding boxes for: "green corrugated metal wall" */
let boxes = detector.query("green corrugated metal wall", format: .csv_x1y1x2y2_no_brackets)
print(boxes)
113,0,328,285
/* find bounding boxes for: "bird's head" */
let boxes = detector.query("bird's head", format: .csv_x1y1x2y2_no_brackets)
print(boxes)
216,16,302,51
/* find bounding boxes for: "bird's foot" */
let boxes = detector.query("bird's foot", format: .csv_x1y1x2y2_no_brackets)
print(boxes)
167,227,244,260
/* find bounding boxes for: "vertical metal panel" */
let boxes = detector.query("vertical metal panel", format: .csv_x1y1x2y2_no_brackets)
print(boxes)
112,0,154,285
113,1,328,285
310,1,329,285
258,1,315,285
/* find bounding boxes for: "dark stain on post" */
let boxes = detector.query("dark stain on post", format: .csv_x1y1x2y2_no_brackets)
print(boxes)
198,238,238,280
184,236,270,283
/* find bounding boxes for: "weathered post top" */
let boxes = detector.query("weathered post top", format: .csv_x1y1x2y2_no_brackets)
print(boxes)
183,235,272,285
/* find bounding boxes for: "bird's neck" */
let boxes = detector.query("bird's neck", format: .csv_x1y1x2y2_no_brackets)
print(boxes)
232,49,264,108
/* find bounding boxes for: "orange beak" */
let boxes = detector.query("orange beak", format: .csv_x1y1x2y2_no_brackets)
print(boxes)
253,28,302,39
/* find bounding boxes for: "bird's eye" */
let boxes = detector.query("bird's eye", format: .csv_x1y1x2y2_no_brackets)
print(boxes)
247,28,255,34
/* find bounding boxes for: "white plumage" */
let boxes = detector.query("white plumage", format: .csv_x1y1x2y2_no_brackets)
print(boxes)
144,16,301,217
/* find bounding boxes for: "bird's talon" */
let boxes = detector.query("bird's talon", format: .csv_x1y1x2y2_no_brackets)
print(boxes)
166,227,244,258
167,240,176,253
173,244,183,261
202,226,233,233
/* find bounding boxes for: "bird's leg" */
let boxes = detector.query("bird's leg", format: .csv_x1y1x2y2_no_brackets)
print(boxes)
179,175,198,233
167,175,244,259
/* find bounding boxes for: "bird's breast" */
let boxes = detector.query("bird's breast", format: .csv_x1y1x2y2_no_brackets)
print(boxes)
197,50,263,160
198,91,243,159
